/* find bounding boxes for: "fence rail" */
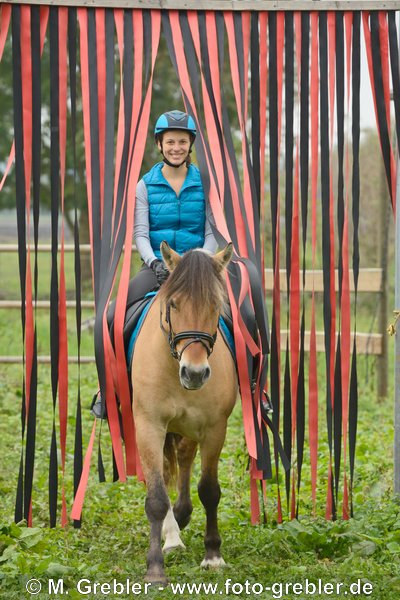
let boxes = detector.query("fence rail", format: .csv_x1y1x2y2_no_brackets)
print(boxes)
0,243,91,253
0,243,384,362
0,332,382,365
0,355,95,364
0,244,136,253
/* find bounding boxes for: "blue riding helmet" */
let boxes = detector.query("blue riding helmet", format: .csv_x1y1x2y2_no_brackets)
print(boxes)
154,110,197,138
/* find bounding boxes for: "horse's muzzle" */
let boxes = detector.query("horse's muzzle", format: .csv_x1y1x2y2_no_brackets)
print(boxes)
180,364,211,390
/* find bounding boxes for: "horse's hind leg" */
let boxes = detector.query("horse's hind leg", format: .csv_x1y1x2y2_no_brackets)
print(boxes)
135,420,169,585
198,424,227,568
173,437,198,530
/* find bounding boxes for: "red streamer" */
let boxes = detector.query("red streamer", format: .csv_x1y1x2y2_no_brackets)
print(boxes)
289,12,302,519
20,5,34,526
378,12,396,204
225,12,256,251
96,9,106,228
325,11,337,521
259,12,268,286
363,12,397,212
0,4,11,58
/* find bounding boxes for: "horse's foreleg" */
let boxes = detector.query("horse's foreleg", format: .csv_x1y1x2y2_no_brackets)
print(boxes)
145,474,169,584
163,437,197,550
198,424,227,568
173,437,198,530
135,422,169,585
161,435,185,552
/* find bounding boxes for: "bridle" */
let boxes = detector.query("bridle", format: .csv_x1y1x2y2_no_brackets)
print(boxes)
160,301,218,361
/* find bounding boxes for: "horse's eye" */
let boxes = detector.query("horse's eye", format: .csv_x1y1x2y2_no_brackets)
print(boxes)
170,300,178,310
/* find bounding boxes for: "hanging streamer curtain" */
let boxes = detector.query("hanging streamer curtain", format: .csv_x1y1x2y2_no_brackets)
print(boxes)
72,7,161,520
8,3,162,526
4,5,400,525
363,11,398,213
161,10,284,525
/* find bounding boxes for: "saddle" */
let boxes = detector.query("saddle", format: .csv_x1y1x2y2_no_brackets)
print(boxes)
107,292,156,354
91,294,235,419
123,295,236,369
90,292,157,419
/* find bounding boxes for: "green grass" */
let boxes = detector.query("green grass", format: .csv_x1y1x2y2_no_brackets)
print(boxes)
0,360,399,599
0,241,399,599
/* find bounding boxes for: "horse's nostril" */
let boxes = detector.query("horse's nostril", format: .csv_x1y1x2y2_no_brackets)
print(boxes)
203,367,211,382
180,364,210,389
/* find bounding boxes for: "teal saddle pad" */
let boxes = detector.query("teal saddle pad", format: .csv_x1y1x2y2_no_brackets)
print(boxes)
127,292,235,367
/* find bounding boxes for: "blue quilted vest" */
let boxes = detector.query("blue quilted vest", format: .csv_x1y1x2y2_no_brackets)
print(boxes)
142,162,206,259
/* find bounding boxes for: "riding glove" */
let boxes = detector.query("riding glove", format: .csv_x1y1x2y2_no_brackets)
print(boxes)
151,259,170,285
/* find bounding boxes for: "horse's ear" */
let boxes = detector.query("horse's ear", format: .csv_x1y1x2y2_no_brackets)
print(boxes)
160,241,181,271
213,243,233,272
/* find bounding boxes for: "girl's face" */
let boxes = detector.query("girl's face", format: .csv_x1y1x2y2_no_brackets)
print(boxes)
158,130,192,166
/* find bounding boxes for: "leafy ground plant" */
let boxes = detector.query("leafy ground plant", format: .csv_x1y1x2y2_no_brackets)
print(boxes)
0,362,399,599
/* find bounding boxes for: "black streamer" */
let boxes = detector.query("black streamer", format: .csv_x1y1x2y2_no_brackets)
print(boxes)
12,4,27,524
349,11,361,517
69,7,83,529
370,12,394,207
49,6,60,528
319,11,335,519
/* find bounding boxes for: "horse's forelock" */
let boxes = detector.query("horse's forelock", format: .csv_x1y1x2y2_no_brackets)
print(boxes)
160,250,226,315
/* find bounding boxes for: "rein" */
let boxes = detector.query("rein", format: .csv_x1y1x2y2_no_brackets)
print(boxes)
160,301,218,361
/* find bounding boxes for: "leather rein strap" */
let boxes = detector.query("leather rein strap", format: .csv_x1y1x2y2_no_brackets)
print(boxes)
160,302,217,361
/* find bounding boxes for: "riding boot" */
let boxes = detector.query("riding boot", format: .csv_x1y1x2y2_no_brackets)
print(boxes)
90,264,159,420
91,390,107,419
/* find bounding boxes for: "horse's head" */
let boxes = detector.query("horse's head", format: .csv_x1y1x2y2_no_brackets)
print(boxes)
159,242,233,390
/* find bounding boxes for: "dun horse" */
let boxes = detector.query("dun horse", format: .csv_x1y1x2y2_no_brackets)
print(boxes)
131,242,238,584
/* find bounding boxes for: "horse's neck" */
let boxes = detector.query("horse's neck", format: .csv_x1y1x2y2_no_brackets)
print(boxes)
147,296,172,357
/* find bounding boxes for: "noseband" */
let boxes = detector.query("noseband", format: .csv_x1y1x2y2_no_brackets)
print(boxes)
160,302,218,361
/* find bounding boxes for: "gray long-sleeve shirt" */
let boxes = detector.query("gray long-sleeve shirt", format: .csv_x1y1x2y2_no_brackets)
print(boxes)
134,178,218,266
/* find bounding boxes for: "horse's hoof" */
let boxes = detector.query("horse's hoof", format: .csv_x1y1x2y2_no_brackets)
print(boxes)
200,556,226,569
175,513,192,530
144,573,168,587
163,539,186,553
173,501,193,530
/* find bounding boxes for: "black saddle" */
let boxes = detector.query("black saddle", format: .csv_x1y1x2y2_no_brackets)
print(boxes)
91,296,235,419
108,294,155,356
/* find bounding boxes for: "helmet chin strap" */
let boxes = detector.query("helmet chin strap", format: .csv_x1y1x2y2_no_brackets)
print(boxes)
162,155,187,169
159,142,193,169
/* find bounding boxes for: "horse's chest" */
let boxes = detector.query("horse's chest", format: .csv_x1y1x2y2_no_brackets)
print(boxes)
167,403,212,442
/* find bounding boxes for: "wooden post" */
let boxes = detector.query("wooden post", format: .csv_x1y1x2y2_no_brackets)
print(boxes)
394,12,400,498
377,164,390,400
395,157,400,496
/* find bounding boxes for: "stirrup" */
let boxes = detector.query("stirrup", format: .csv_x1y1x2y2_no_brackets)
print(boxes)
251,381,274,415
262,390,274,415
90,390,107,420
